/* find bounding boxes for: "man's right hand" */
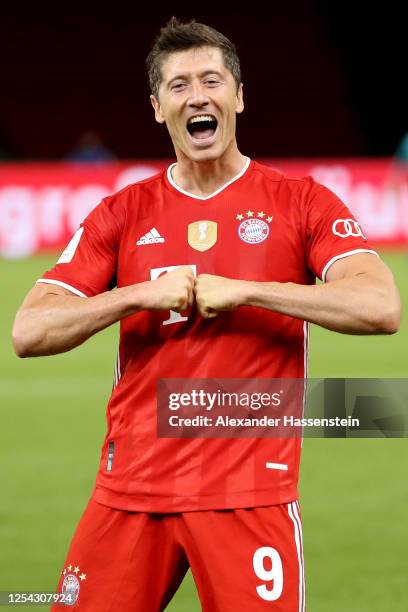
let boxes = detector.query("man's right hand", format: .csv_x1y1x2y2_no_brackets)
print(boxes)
141,266,195,312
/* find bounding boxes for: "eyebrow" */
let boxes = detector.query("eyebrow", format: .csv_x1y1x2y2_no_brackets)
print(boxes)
167,70,224,88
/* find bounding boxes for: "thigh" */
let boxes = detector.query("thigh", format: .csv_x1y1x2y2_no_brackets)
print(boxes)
179,502,305,612
51,499,189,611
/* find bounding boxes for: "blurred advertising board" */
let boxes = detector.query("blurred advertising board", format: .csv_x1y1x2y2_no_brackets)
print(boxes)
0,159,407,258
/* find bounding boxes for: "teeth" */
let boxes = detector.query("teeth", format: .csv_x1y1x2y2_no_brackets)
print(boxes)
188,115,215,124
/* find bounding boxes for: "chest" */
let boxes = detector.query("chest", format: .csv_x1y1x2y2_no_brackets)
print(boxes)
117,193,311,286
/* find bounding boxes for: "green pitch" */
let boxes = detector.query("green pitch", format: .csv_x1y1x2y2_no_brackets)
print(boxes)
1,252,407,611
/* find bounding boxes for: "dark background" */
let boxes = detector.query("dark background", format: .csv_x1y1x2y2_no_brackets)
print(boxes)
1,4,407,160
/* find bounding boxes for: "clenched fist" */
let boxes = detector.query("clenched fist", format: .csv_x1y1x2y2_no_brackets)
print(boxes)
143,266,195,312
194,274,248,319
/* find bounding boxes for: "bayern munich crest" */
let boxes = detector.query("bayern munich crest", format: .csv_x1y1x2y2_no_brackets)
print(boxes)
236,210,273,244
60,564,87,606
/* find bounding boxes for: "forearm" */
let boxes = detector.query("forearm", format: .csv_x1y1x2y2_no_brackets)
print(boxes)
13,266,195,358
241,277,401,335
13,283,149,357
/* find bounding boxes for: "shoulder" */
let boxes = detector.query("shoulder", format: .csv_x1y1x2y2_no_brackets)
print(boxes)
107,169,166,205
88,169,167,226
251,161,330,211
251,161,321,195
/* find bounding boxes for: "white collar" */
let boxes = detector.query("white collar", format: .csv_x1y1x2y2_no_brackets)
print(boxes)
167,157,251,200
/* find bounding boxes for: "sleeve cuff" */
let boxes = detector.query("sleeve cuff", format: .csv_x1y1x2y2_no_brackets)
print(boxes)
321,249,379,282
36,278,88,298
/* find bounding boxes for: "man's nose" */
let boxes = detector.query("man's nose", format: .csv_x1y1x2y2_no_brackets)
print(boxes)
188,81,210,107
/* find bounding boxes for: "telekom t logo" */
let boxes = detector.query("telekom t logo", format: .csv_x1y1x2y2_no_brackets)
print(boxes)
150,264,197,326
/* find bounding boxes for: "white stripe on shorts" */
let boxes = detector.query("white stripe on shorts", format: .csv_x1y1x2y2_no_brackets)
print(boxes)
287,501,305,612
265,462,288,471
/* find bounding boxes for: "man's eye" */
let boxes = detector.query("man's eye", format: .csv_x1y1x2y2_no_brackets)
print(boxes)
205,80,219,86
172,83,185,91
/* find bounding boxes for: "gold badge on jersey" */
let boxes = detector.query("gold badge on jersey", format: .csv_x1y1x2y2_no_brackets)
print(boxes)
188,221,218,252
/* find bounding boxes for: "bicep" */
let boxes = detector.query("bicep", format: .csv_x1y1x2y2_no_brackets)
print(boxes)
19,282,82,311
325,252,394,284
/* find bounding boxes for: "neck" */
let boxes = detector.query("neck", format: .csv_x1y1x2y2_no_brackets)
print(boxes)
171,142,247,197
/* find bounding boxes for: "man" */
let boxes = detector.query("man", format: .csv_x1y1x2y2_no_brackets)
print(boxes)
12,17,401,612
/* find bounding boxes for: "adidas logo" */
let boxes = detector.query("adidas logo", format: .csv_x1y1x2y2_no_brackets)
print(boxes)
136,227,165,246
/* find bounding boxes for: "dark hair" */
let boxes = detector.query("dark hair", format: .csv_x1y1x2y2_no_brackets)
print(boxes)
146,17,241,98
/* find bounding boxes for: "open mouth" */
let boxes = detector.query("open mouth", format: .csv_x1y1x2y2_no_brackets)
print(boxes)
186,114,218,141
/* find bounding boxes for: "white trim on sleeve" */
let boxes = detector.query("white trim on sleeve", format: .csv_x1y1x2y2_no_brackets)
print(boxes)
322,249,379,282
36,279,88,298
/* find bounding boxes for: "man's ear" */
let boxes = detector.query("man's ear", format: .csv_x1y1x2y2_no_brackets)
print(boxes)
150,95,165,124
236,83,244,114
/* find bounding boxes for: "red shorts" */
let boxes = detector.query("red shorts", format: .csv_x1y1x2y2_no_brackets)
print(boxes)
51,498,305,611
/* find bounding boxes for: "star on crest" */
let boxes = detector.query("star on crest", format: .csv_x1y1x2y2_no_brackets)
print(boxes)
62,563,85,578
236,211,273,224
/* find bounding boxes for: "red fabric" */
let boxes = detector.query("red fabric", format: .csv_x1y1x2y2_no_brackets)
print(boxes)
51,498,304,611
40,161,373,512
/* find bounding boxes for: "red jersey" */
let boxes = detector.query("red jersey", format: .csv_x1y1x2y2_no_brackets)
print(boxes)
39,159,375,512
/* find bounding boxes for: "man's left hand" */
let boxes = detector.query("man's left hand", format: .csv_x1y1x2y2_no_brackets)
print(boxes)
194,274,247,319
